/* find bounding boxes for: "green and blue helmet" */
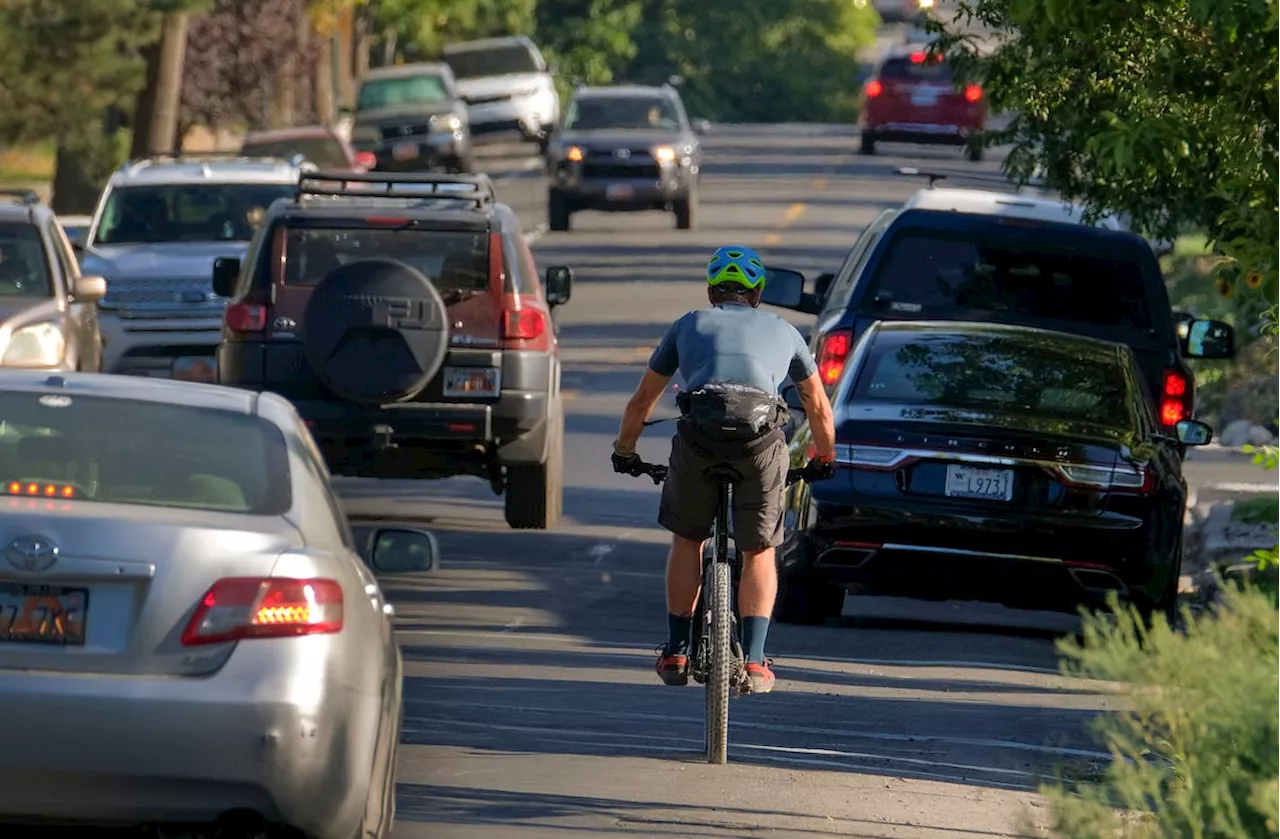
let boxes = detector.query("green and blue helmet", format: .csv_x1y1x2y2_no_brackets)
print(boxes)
706,245,766,290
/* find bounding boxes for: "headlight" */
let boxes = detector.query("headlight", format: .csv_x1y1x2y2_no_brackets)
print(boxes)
430,114,463,133
653,145,677,164
2,323,66,368
566,146,584,162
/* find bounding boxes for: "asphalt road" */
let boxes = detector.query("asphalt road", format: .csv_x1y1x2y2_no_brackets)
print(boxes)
332,124,1269,839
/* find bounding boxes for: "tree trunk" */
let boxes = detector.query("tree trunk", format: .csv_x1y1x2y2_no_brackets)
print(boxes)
146,12,191,155
335,6,355,112
50,146,100,215
314,36,335,125
129,41,161,160
381,28,398,68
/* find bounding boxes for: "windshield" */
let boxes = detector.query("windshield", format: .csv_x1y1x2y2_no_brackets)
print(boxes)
564,97,681,131
241,137,350,168
444,45,540,79
357,75,450,110
0,392,291,514
284,227,490,291
850,330,1133,428
0,223,52,298
866,230,1155,330
91,184,297,246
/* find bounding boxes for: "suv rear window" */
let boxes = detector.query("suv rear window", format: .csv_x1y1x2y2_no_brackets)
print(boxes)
444,45,540,79
0,222,52,298
283,228,489,291
880,55,951,82
93,183,298,245
0,392,291,514
241,137,350,168
357,75,451,110
850,330,1132,428
865,230,1155,331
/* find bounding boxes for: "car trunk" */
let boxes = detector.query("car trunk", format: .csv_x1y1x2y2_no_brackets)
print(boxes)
0,503,301,677
869,55,974,126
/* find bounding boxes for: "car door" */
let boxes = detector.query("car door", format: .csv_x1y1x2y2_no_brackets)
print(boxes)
44,218,102,371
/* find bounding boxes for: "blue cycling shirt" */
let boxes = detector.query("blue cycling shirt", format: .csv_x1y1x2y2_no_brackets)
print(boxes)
648,302,819,394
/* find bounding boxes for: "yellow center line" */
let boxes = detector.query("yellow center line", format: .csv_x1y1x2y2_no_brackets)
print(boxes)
811,178,828,190
782,202,807,224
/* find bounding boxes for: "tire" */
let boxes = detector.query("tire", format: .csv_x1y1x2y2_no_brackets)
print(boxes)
704,559,732,766
303,258,449,405
503,406,564,529
674,189,698,230
548,190,571,232
1138,536,1182,630
774,573,845,625
860,131,876,155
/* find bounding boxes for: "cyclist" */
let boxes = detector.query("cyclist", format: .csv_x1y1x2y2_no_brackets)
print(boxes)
612,245,838,695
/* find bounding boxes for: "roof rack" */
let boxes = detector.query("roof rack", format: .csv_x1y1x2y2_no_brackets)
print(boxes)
297,170,496,207
894,166,1045,192
120,151,309,172
0,188,41,206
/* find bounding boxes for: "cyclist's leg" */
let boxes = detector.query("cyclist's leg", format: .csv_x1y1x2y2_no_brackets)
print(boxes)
655,433,718,685
730,435,788,693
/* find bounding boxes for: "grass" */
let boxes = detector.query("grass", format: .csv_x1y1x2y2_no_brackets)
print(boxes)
1234,495,1279,527
0,142,55,184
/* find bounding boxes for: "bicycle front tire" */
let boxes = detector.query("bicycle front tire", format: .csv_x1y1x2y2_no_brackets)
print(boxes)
704,558,732,765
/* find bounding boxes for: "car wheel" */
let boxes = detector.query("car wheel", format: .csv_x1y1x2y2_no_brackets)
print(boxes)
674,189,698,230
1138,534,1183,630
774,572,845,625
504,406,564,530
860,131,876,155
548,190,572,232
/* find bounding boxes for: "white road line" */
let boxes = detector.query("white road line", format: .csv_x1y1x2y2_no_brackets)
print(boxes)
403,698,1113,761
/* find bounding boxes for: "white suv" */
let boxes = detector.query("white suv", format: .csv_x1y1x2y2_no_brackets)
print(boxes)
442,36,560,151
77,155,306,379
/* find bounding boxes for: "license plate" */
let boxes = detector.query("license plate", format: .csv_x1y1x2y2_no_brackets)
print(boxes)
910,88,941,107
392,141,420,162
606,184,634,200
442,366,501,397
173,356,217,383
0,584,89,645
944,465,1014,501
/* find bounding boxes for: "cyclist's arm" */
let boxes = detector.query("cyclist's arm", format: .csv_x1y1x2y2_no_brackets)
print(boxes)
794,371,837,461
616,368,672,454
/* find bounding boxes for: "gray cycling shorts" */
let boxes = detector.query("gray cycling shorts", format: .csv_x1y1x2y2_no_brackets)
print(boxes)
657,431,789,552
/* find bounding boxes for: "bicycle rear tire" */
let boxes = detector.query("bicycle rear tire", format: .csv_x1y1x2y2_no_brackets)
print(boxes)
704,559,732,765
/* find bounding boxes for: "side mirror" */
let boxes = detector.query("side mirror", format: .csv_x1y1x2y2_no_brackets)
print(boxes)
761,267,806,309
353,150,377,171
813,272,835,301
211,256,241,298
73,275,107,303
544,265,572,307
692,118,711,135
367,527,440,573
1174,419,1213,447
781,383,803,411
1182,318,1235,359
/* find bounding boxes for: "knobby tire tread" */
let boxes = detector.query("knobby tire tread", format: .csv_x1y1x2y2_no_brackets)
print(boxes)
704,559,731,765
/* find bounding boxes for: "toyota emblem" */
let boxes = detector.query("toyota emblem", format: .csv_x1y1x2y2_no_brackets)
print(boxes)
613,148,631,159
5,535,59,572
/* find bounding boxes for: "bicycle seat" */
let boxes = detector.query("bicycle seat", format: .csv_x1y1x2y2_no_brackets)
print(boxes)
703,464,744,483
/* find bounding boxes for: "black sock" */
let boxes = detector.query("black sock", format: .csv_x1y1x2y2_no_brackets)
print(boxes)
741,616,770,664
666,613,692,655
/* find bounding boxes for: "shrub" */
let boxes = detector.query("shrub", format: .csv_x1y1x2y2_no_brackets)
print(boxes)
1041,588,1279,838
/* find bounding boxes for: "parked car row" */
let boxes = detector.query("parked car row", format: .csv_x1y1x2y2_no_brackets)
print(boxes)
759,175,1235,626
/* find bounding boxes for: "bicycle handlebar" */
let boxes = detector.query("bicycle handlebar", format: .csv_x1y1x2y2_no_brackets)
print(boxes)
629,461,807,486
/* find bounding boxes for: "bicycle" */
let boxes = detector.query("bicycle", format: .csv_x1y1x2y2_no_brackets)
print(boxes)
630,457,806,765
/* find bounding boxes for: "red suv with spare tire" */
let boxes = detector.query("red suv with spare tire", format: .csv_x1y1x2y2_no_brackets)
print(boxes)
212,171,573,529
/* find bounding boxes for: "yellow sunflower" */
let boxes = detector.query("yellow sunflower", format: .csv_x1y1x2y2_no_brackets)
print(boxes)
1216,276,1235,298
1245,270,1266,289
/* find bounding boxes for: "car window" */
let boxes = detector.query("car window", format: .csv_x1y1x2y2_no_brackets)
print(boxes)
0,392,292,514
0,222,53,298
880,55,951,83
283,227,489,291
357,75,451,110
444,45,540,79
848,330,1133,428
241,137,350,168
564,97,681,131
825,229,882,315
92,183,297,246
864,230,1155,330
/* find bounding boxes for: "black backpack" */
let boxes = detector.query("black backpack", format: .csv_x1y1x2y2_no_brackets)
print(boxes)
676,381,790,443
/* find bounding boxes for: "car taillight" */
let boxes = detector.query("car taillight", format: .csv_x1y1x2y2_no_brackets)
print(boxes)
964,84,983,103
1051,463,1156,494
224,302,266,333
504,308,547,340
816,330,853,386
833,444,914,470
910,52,926,64
180,577,344,646
865,79,883,98
1161,368,1190,426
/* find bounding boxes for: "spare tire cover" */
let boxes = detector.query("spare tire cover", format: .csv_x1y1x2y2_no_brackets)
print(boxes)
303,258,449,404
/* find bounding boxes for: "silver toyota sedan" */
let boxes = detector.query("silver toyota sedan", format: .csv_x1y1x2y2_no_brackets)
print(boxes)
0,370,437,838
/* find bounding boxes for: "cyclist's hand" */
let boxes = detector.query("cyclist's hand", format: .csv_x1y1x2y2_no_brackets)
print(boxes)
803,456,836,483
612,450,642,475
